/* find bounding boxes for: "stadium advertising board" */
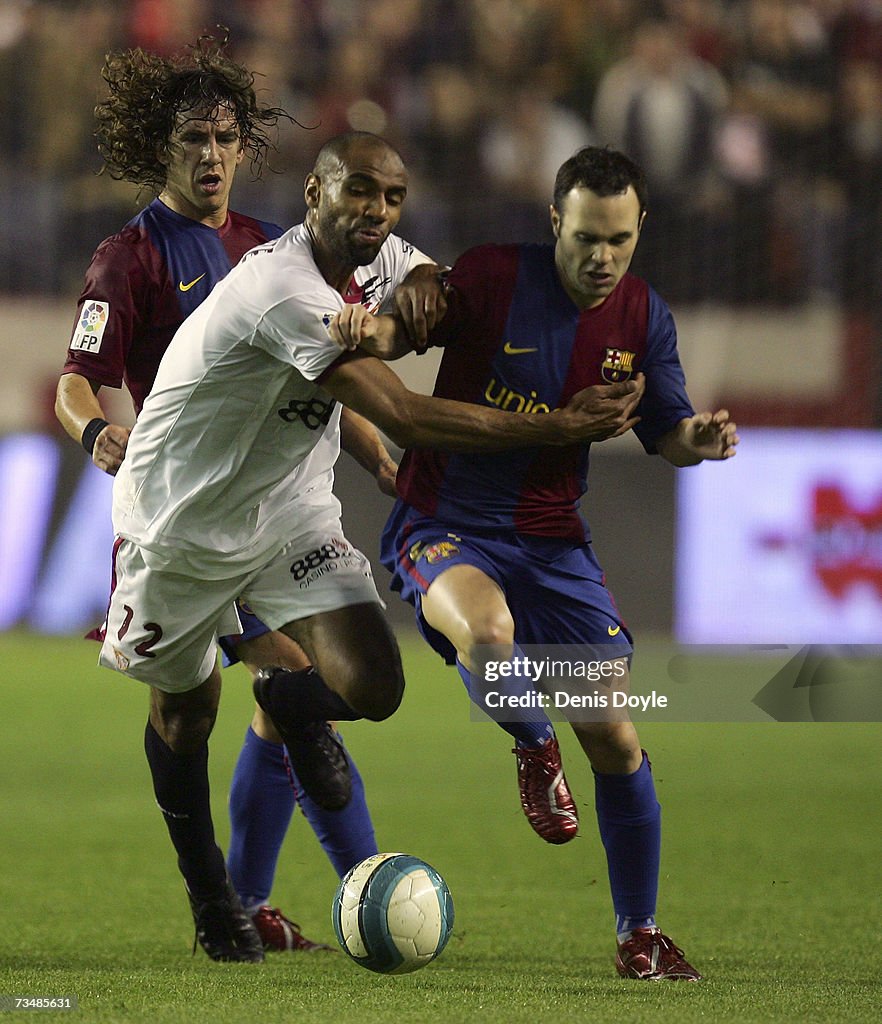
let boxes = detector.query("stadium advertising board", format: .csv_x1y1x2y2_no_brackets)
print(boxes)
676,428,882,644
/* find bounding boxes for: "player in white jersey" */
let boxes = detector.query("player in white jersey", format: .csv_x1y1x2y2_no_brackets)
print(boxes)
99,132,646,961
111,222,429,578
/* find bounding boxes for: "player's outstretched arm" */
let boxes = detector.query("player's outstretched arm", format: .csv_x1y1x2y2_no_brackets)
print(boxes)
390,263,448,354
328,267,447,360
565,373,645,440
340,407,399,496
656,409,739,466
322,349,646,452
55,372,131,475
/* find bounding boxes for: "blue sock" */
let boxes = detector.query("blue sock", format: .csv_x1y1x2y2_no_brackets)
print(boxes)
455,657,555,748
290,731,378,878
593,751,660,940
227,727,296,909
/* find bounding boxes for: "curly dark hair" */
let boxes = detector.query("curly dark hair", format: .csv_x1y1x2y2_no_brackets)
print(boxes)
94,32,294,192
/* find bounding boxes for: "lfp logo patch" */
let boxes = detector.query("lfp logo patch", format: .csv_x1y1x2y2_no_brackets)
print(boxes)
70,300,110,353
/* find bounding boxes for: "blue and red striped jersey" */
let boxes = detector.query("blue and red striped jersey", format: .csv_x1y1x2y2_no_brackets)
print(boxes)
395,243,695,541
62,198,282,414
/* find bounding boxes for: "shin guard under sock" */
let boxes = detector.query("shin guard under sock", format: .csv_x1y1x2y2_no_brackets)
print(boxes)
144,721,226,899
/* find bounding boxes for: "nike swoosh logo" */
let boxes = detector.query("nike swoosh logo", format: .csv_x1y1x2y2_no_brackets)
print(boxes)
503,341,538,355
178,273,206,292
608,625,621,636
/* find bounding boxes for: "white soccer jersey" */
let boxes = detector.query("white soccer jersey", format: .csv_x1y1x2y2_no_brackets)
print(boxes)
112,223,430,578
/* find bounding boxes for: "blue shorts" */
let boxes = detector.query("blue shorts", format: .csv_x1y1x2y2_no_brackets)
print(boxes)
218,603,270,668
380,501,633,665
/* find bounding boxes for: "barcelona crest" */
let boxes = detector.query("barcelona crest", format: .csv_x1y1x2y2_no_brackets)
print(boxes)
601,347,636,383
424,541,460,564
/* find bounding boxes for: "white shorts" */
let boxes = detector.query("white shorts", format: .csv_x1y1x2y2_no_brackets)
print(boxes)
98,527,381,693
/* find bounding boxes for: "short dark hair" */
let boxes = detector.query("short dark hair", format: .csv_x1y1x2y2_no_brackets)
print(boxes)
552,146,648,216
94,31,293,192
312,131,404,178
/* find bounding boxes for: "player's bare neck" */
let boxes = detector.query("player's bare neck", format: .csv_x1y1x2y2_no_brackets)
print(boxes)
561,278,610,312
306,221,355,295
316,255,355,296
158,192,229,229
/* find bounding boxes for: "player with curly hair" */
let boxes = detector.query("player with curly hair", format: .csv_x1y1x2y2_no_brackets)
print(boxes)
93,32,289,194
55,35,402,960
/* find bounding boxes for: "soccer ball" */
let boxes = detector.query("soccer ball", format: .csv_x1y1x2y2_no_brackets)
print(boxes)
332,852,454,974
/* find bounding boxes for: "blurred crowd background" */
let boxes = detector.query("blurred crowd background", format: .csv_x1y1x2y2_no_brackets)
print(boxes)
1,0,879,637
1,0,882,424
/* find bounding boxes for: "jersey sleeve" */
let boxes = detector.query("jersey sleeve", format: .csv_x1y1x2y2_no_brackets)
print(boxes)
376,235,434,309
60,234,150,389
426,244,512,349
253,271,348,382
632,288,695,453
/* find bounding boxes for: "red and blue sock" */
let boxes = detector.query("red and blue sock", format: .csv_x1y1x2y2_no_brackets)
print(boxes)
290,731,378,879
227,725,378,910
455,656,555,749
227,727,296,910
593,750,661,940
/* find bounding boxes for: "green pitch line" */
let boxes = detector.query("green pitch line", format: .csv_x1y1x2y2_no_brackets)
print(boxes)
0,630,879,1023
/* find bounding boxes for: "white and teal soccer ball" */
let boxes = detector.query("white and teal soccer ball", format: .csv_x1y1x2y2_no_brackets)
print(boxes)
332,852,454,974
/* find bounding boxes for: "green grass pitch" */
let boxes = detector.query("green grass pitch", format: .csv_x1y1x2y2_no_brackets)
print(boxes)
0,630,879,1023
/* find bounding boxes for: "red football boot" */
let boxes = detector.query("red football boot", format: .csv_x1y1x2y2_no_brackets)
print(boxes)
512,737,579,844
615,927,702,981
251,906,336,953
